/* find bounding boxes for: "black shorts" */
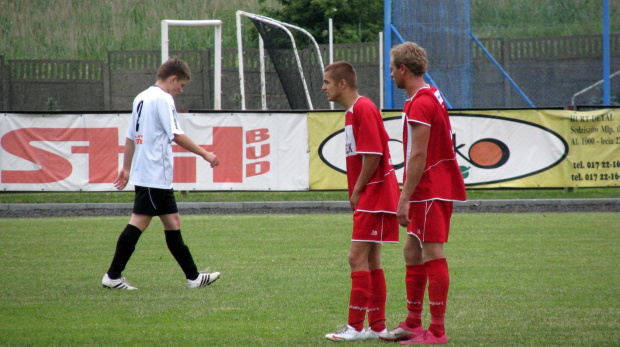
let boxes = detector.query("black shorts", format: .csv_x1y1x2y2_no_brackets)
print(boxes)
133,186,179,216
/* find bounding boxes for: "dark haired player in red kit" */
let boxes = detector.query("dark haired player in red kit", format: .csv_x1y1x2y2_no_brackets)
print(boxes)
321,61,400,342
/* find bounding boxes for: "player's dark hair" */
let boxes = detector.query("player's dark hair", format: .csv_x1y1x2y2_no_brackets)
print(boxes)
324,61,357,90
157,58,192,81
390,42,427,76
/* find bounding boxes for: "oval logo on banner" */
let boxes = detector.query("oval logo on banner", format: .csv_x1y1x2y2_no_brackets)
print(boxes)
318,114,568,186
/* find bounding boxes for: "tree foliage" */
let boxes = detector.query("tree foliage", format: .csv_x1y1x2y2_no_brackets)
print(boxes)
258,0,383,44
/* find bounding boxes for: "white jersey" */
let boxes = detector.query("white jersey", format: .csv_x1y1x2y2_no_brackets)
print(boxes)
126,85,184,189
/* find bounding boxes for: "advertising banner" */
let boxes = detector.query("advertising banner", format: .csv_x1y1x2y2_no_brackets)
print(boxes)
452,109,619,188
2,109,618,191
0,112,309,191
309,109,620,189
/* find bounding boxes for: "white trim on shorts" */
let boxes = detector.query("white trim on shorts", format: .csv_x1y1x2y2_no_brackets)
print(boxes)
406,200,434,247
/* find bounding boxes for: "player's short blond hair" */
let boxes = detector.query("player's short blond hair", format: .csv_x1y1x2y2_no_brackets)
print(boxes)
157,58,192,81
324,61,357,90
390,42,427,77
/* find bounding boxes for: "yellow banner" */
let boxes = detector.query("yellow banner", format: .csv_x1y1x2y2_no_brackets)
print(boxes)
453,109,619,188
308,108,620,189
308,111,348,190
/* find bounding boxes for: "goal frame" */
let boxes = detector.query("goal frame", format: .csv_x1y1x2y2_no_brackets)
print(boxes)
161,19,222,110
235,11,326,110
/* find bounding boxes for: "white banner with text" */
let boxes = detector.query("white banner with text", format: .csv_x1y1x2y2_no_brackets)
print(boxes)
0,112,309,191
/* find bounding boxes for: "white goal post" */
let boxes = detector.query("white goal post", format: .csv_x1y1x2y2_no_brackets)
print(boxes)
161,19,222,110
235,11,328,110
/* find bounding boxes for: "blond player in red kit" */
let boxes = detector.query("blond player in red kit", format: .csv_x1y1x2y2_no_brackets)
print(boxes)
321,61,401,342
380,43,466,345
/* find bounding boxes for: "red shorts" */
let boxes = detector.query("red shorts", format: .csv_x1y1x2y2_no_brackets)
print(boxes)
352,211,399,243
406,200,454,243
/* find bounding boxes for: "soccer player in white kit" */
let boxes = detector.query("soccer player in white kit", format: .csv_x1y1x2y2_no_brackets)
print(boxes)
322,61,400,342
102,58,220,290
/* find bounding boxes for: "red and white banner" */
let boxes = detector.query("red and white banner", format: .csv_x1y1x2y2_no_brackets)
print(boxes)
0,112,309,191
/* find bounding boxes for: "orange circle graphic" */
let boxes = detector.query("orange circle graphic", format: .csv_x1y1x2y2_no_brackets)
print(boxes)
468,139,510,168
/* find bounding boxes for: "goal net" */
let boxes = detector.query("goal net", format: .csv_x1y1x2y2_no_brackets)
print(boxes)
236,11,330,110
388,0,473,109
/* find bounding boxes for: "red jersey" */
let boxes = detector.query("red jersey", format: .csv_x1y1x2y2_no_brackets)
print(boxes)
402,86,466,202
345,96,400,213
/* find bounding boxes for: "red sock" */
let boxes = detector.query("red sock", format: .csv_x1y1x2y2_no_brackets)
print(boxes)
426,258,449,337
405,264,426,328
368,269,386,332
348,271,370,331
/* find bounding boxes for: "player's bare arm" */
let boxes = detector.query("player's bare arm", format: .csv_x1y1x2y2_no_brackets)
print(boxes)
351,154,381,210
114,138,135,190
397,123,430,226
173,133,219,167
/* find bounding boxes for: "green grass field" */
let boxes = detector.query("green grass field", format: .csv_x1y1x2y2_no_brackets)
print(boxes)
0,212,618,346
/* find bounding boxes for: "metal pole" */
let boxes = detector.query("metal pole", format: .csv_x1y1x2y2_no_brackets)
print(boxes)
161,21,169,64
383,0,393,109
329,18,334,64
329,18,334,109
259,35,267,110
379,32,384,110
236,11,246,110
603,0,611,105
214,25,222,110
